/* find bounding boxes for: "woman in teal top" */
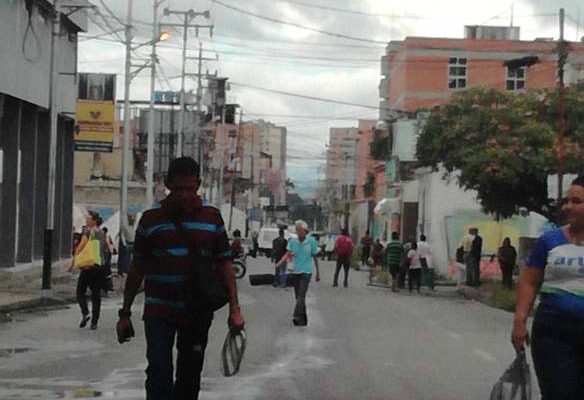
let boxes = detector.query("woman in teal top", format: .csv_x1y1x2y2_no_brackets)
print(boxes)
276,220,319,326
513,176,584,399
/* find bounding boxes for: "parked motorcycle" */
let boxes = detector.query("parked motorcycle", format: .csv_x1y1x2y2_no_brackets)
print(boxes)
232,253,247,279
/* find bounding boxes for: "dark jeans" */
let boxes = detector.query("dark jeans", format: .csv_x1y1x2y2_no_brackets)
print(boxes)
361,246,370,266
466,254,480,287
76,267,103,324
144,315,213,400
420,258,434,289
500,262,514,290
408,268,421,292
333,255,351,286
398,265,408,289
293,273,311,323
531,310,584,400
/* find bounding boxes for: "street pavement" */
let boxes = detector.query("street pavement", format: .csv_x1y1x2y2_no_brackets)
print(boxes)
0,257,539,399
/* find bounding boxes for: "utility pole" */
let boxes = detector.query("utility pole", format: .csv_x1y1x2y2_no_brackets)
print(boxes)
42,0,61,290
185,44,217,161
161,8,212,158
120,0,134,241
228,107,242,232
146,0,167,208
557,8,568,204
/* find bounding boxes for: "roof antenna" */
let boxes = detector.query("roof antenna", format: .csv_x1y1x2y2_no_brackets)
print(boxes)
510,3,514,27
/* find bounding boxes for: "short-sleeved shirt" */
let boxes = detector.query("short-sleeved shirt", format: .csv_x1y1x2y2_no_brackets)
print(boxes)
528,228,584,319
385,240,403,268
287,235,318,274
407,249,421,269
133,200,232,326
417,241,432,268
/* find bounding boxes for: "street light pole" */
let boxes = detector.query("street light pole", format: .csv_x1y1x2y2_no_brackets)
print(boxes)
42,0,61,290
557,8,567,203
146,0,165,208
176,11,191,158
121,0,134,237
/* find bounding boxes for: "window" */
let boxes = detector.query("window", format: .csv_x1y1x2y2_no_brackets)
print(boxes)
506,67,526,91
448,57,467,89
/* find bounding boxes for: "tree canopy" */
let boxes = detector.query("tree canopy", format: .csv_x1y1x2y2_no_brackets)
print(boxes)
416,86,584,220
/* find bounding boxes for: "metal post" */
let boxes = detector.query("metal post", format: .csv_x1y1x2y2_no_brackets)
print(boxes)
121,0,133,237
195,45,203,162
177,12,190,158
557,8,566,203
42,0,61,290
218,107,226,206
146,0,163,208
228,108,242,231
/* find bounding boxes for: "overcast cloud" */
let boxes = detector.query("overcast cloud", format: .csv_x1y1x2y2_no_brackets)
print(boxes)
79,0,584,196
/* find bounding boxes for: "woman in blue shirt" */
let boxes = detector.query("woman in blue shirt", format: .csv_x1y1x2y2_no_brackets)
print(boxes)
512,176,584,399
276,220,319,326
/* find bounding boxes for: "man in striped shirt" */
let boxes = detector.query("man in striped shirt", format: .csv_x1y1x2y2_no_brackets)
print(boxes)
117,157,244,400
385,231,403,292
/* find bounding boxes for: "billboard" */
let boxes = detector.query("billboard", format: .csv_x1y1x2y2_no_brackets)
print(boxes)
76,73,117,152
75,100,115,152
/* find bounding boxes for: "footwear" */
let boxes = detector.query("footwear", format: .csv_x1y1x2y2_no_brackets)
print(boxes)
90,323,97,330
79,314,90,328
332,283,338,287
343,283,348,288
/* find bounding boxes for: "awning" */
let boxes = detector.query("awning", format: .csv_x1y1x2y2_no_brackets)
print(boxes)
374,198,401,215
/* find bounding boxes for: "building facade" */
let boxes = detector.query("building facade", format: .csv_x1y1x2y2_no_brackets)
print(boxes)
0,1,86,275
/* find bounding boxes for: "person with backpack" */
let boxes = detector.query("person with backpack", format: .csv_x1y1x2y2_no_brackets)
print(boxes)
116,157,244,400
332,228,354,288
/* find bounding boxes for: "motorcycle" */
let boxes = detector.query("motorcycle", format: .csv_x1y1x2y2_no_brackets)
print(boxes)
232,253,247,279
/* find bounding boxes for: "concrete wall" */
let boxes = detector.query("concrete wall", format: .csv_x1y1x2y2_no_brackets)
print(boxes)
0,0,84,113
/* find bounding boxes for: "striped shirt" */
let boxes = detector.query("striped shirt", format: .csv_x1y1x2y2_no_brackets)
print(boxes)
132,200,232,325
385,240,403,268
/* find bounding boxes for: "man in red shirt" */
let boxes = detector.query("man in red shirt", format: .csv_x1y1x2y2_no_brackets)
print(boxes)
333,228,354,288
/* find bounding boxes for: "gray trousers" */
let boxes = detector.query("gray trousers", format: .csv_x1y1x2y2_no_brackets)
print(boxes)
293,273,311,321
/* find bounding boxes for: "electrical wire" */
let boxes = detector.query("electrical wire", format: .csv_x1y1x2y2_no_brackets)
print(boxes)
210,0,388,45
22,0,42,62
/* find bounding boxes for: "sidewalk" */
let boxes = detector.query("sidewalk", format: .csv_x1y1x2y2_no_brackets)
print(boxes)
0,280,77,314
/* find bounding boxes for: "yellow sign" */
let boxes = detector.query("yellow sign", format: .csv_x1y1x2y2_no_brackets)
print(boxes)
75,100,115,152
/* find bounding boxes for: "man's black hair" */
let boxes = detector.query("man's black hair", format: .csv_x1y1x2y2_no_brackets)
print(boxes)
278,228,285,236
572,176,584,188
391,231,399,240
233,229,241,237
341,228,349,236
420,234,426,241
166,157,200,185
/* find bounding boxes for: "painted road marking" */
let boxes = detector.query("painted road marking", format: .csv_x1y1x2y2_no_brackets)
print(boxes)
473,348,496,363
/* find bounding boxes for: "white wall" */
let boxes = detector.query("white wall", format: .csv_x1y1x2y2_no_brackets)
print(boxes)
417,168,481,274
392,119,418,162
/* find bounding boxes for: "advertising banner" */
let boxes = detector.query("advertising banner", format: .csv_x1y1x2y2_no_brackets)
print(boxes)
75,100,115,152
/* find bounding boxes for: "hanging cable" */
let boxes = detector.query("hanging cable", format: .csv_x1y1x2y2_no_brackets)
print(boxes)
22,0,42,62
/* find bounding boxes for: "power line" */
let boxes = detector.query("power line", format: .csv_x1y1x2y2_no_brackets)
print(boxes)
230,81,382,110
210,0,388,45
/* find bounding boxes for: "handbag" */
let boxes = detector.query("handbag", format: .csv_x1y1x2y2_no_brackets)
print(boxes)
490,350,532,400
221,328,247,377
75,231,102,269
171,219,230,313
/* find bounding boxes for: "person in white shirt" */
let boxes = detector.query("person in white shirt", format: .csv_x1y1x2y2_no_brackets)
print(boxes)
417,234,434,290
407,242,422,293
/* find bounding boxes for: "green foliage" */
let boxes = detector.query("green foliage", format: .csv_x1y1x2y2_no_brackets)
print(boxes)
417,87,584,220
484,281,516,312
376,269,390,285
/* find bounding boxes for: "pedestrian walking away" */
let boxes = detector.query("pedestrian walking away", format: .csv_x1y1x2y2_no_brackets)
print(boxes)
333,228,354,288
116,157,244,400
272,228,288,287
407,242,422,293
512,176,584,400
360,230,373,267
385,232,403,292
371,238,385,270
72,210,107,330
459,227,475,286
417,234,434,290
469,228,483,287
276,220,319,326
497,237,517,290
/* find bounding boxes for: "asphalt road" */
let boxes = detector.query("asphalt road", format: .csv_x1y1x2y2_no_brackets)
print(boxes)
0,257,539,399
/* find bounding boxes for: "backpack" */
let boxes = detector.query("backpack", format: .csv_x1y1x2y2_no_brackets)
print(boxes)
336,236,353,257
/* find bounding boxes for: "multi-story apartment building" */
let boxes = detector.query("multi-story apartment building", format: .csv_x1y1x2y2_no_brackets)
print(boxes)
379,25,584,116
377,25,584,274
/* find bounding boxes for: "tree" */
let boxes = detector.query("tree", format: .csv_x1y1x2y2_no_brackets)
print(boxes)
416,86,584,220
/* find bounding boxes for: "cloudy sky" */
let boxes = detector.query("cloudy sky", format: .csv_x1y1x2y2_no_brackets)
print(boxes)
79,0,583,196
